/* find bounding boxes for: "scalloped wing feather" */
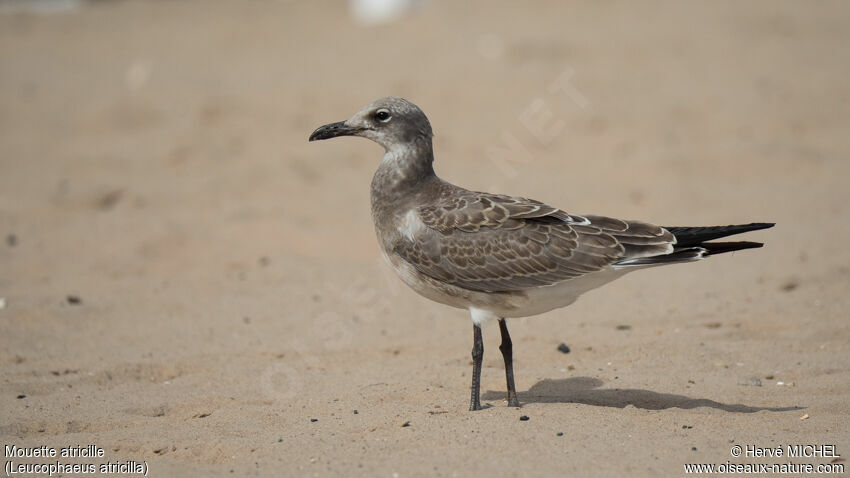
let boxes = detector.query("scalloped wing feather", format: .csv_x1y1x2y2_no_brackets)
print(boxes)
395,192,676,293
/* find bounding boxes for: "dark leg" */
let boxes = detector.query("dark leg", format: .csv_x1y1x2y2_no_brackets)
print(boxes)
498,319,521,407
469,324,484,411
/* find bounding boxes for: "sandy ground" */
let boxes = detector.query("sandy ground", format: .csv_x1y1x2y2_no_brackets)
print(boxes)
2,1,849,476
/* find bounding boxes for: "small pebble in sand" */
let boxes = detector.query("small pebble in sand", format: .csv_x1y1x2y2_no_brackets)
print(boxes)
0,298,6,310
800,414,809,420
616,324,631,331
519,415,530,421
556,343,570,354
682,425,693,429
400,421,410,427
737,377,762,387
353,410,359,414
692,447,697,451
310,418,318,422
67,295,81,305
17,394,26,399
556,432,564,437
781,280,799,292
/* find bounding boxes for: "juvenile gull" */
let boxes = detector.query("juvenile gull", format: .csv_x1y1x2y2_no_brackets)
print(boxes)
309,97,773,411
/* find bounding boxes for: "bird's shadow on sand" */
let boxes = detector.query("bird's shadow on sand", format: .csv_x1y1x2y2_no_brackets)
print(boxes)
482,377,802,413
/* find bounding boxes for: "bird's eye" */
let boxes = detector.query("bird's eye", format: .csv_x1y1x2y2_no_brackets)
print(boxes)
374,109,391,123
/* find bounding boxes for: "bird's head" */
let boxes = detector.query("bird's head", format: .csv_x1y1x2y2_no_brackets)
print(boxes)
309,97,433,152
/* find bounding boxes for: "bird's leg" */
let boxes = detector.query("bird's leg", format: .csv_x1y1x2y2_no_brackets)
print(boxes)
469,324,484,411
498,319,521,407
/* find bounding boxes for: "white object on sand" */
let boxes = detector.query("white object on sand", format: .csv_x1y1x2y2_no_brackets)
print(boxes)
349,0,424,25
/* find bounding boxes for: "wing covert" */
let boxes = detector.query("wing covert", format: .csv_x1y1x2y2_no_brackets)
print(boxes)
393,192,665,292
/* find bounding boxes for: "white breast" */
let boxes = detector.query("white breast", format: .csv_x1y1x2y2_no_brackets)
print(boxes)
398,209,428,242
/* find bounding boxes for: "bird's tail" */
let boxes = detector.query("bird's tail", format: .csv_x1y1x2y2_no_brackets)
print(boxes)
664,223,775,247
613,223,774,267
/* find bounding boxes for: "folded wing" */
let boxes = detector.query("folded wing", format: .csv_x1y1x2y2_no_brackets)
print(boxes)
394,191,675,293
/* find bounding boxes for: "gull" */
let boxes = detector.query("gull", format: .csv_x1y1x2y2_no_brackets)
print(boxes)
309,97,773,411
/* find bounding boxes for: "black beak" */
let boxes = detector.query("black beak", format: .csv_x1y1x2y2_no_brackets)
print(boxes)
308,121,364,142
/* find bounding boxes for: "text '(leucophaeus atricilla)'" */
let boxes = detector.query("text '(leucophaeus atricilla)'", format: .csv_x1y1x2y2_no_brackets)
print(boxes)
309,97,774,411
